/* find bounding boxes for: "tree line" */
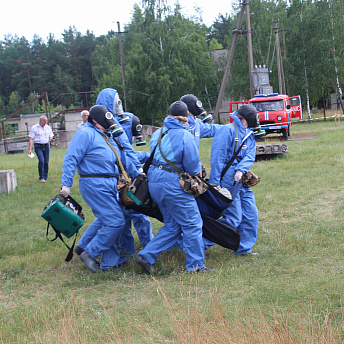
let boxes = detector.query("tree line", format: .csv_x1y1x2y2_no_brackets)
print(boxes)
0,0,343,126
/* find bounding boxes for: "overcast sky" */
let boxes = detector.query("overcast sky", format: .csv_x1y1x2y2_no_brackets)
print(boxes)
0,0,234,41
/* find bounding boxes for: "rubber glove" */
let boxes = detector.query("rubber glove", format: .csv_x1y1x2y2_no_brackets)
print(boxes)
234,170,243,182
61,186,71,198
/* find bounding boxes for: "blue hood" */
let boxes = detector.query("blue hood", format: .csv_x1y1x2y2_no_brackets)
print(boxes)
96,88,118,114
232,112,247,132
164,116,187,130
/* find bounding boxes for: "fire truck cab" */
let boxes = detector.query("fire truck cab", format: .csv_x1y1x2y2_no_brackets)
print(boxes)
230,93,302,139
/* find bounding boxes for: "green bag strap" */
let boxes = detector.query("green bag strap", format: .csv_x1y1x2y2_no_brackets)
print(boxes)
46,223,78,262
158,128,183,173
101,133,130,180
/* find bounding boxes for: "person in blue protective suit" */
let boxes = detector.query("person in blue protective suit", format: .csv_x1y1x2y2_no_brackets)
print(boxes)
96,88,154,258
60,105,140,272
72,90,144,265
164,94,221,251
135,100,213,273
119,111,153,247
208,104,259,255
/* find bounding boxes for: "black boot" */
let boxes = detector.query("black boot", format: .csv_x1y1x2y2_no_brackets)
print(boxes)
80,251,100,273
74,245,84,255
195,267,214,273
136,255,154,274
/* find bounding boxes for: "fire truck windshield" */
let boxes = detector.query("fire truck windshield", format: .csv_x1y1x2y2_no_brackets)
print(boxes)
251,100,284,112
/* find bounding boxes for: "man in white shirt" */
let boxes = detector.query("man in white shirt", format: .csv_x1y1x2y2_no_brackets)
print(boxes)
28,115,54,182
76,110,89,130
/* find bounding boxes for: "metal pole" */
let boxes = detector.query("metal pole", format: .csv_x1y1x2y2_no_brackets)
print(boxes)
245,0,255,99
282,30,290,95
117,22,128,112
2,121,8,153
274,20,284,95
214,2,245,122
45,92,52,124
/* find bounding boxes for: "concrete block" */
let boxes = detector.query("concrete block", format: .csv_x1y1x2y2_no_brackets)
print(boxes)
0,169,17,194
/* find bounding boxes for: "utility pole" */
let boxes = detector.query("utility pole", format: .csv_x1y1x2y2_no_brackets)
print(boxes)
117,22,128,112
214,1,246,122
282,29,290,95
274,20,286,95
329,3,344,112
300,13,312,122
245,0,254,98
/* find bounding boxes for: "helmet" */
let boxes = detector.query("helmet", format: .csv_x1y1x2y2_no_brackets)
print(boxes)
88,105,117,131
238,104,260,129
132,115,146,146
169,101,189,117
180,94,206,117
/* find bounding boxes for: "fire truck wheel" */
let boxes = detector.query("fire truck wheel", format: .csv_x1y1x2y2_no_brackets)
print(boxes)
282,128,289,140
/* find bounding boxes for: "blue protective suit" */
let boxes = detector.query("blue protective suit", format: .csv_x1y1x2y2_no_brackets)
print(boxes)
139,117,205,271
208,113,259,254
62,123,139,270
166,114,220,251
187,114,221,149
96,89,153,255
136,150,150,164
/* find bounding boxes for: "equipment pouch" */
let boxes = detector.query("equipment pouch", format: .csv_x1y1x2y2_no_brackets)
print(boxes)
179,172,208,197
117,174,134,206
242,170,261,188
126,174,152,207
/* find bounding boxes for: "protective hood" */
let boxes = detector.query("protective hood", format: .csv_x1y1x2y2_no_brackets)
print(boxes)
96,88,124,116
88,105,117,131
164,116,187,130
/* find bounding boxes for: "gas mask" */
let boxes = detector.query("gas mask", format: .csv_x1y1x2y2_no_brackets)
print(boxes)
180,94,212,123
201,113,213,123
237,105,265,137
118,114,130,124
111,126,124,138
112,93,124,115
253,127,266,138
112,93,129,124
88,105,117,131
132,115,146,146
238,104,260,128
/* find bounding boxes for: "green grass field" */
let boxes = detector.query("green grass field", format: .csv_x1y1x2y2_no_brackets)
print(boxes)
1,118,344,343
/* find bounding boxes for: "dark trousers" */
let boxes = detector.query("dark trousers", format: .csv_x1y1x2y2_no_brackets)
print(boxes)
34,143,50,180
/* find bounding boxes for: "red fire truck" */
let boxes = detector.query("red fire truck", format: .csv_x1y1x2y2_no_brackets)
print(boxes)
230,93,302,139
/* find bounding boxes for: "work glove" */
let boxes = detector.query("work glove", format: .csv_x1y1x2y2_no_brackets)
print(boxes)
234,170,243,182
61,186,71,198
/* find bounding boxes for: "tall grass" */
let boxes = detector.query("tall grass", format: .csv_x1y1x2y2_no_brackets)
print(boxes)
0,119,344,343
